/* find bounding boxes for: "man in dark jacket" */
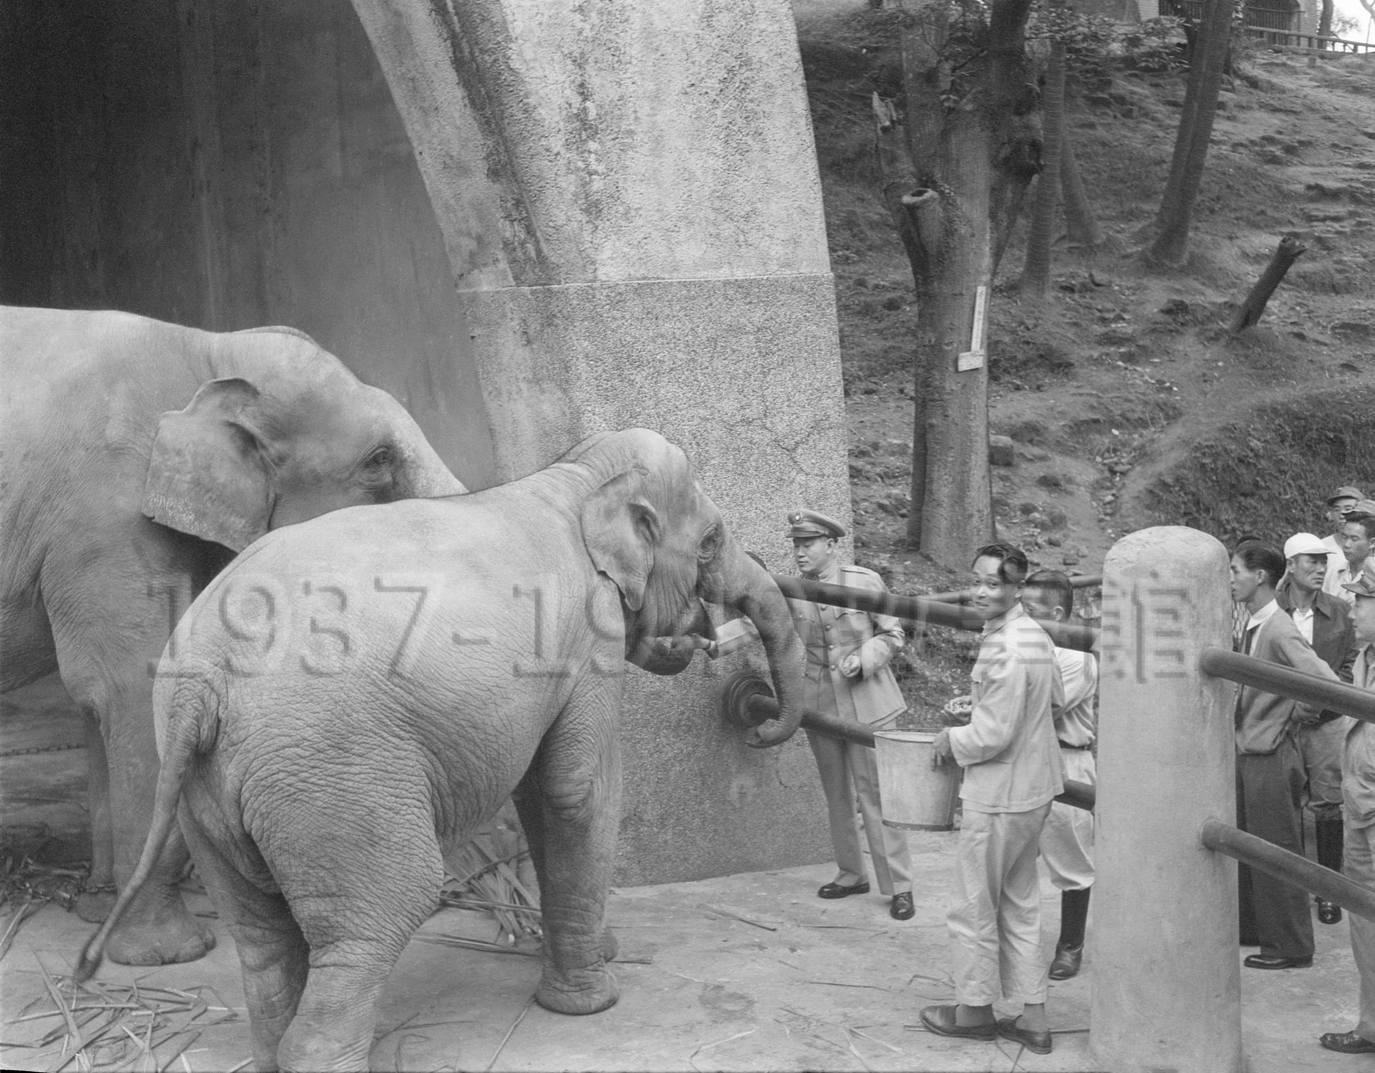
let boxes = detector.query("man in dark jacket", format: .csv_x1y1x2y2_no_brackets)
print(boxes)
1232,540,1341,969
1276,532,1358,925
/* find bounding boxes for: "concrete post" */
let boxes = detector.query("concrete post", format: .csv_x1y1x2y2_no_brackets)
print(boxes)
1091,526,1241,1073
353,0,844,882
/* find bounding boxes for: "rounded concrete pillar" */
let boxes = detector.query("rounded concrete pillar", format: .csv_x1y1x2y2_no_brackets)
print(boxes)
1091,526,1241,1073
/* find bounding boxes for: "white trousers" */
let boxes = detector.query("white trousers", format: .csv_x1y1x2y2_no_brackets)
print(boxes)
949,803,1052,1006
1040,748,1095,891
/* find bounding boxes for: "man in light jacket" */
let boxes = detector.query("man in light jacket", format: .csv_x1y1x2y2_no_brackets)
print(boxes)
922,542,1064,1057
1321,563,1375,1054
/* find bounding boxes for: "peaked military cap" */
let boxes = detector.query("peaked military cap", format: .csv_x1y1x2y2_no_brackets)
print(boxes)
1342,562,1375,599
788,509,846,540
1328,485,1364,505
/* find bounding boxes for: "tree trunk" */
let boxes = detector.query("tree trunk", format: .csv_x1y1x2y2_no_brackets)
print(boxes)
1060,128,1102,248
878,0,1035,565
1148,0,1237,267
1229,234,1307,332
1020,37,1066,297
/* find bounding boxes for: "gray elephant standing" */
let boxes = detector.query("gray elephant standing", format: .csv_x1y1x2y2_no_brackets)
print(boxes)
79,428,805,1073
0,306,464,965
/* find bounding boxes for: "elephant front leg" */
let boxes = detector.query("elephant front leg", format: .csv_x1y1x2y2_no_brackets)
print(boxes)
516,707,622,1016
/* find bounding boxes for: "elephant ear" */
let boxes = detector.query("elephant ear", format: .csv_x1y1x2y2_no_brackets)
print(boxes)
580,467,662,613
141,378,274,552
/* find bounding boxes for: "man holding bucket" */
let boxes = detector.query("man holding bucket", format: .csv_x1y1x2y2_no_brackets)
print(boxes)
784,509,916,922
921,542,1064,1056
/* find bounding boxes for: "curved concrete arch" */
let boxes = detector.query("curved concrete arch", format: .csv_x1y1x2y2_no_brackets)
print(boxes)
0,0,498,491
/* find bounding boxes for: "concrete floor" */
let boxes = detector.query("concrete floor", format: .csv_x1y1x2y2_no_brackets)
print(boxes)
1,830,1370,1072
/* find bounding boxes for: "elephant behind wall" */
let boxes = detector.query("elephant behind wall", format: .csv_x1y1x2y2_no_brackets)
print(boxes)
78,427,807,1073
0,305,466,967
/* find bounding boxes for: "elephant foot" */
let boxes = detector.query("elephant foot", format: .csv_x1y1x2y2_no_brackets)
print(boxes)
600,929,618,963
105,896,217,966
534,966,619,1016
75,889,117,925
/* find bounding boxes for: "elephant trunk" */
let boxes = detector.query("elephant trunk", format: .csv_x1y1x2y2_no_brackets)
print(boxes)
720,546,805,748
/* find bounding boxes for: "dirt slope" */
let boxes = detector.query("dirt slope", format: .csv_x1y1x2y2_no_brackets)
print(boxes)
796,4,1375,719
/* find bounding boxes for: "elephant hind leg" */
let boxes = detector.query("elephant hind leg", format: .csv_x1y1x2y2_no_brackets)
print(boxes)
270,796,444,1072
181,812,308,1073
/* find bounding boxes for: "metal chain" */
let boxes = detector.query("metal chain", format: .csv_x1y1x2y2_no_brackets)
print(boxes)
0,741,85,760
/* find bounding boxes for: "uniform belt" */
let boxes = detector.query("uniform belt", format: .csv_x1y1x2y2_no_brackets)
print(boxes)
1058,740,1093,750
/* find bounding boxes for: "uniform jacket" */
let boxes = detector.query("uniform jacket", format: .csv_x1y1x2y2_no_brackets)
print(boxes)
950,604,1064,813
1053,646,1097,749
1342,645,1375,830
1235,600,1340,755
787,560,906,725
1275,576,1357,721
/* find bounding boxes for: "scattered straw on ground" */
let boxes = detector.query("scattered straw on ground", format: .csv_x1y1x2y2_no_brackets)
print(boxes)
3,957,243,1073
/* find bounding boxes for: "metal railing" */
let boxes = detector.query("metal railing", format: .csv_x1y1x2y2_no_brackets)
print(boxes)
717,669,1097,813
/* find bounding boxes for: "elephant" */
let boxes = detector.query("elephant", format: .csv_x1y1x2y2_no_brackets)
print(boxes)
0,305,465,967
77,427,805,1073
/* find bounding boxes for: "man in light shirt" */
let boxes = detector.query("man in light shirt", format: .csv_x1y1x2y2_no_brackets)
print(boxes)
1275,533,1356,925
1320,564,1375,1054
1022,571,1097,981
1327,502,1375,606
922,542,1063,1056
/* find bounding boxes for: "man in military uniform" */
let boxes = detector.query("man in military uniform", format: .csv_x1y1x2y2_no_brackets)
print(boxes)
785,509,915,921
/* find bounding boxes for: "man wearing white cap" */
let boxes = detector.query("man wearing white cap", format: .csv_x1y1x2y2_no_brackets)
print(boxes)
1276,532,1357,925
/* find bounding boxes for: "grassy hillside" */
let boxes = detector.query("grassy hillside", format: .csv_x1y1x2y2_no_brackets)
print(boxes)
794,3,1375,720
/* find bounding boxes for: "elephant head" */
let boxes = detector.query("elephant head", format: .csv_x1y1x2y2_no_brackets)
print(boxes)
570,429,806,747
142,327,466,551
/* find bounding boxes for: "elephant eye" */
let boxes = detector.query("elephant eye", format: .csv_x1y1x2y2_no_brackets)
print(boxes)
365,446,393,469
697,525,722,562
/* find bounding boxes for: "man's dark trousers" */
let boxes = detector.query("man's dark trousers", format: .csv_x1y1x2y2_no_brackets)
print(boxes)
1237,738,1316,960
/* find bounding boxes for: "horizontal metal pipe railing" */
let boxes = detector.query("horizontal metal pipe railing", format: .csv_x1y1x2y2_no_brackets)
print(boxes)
1199,646,1375,724
1201,819,1375,923
738,689,1095,812
769,574,1100,655
925,574,1102,605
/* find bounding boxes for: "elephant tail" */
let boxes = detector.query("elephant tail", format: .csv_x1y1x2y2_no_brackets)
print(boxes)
74,674,216,984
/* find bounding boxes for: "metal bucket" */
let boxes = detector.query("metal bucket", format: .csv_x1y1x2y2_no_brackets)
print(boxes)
874,730,960,831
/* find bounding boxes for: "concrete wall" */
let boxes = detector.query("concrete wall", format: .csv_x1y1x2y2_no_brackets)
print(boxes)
2,0,848,885
0,0,497,490
356,0,848,884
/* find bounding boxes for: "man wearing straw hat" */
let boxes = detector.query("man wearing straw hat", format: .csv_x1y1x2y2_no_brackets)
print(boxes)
1320,563,1375,1054
782,508,916,922
922,541,1063,1056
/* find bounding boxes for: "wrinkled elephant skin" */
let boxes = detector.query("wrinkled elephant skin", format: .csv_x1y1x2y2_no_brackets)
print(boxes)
0,306,464,967
77,428,805,1073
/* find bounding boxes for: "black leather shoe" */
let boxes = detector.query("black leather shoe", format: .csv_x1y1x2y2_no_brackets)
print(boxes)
1243,953,1313,970
1049,942,1083,980
889,892,915,920
1318,900,1343,925
1320,1030,1375,1054
996,1015,1052,1055
817,880,870,899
